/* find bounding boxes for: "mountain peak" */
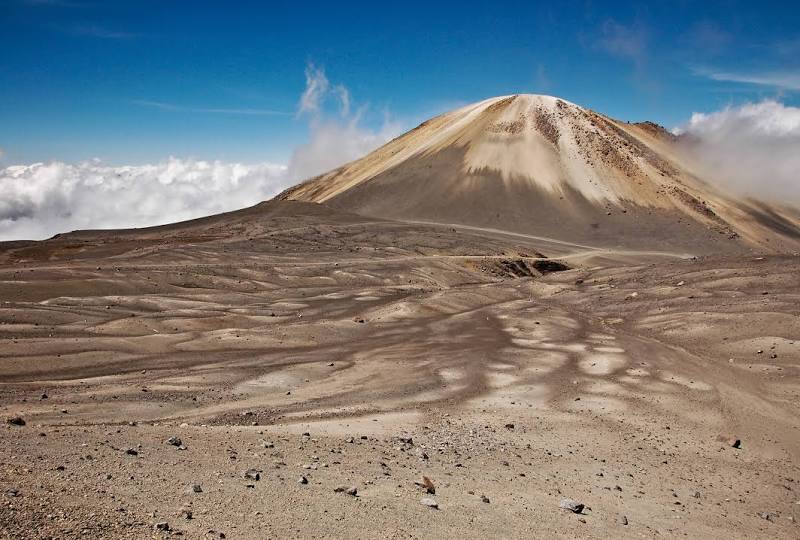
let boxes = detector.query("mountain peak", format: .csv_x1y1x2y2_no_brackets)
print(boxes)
279,96,800,253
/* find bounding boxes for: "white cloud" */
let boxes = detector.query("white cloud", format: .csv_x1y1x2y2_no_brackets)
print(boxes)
298,63,330,115
0,63,403,241
288,63,402,181
695,68,800,91
0,158,289,240
676,100,800,204
131,99,291,116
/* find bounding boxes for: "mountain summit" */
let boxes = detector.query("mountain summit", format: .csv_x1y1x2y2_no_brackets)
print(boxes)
279,94,800,252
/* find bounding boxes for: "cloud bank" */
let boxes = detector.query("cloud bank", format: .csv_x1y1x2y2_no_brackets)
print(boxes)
0,159,288,241
1,64,401,241
676,100,800,204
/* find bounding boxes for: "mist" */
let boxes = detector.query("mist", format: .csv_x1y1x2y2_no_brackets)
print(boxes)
675,100,800,205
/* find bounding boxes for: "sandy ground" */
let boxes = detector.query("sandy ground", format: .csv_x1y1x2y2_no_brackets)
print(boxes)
1,201,799,539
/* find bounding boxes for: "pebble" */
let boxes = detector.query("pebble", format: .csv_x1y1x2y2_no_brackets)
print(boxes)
420,497,439,509
125,448,138,456
334,485,358,496
244,469,261,481
559,498,585,513
167,436,182,447
6,416,25,426
298,476,308,485
191,484,202,493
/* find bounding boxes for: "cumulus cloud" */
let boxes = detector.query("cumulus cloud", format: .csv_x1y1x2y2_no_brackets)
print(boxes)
675,100,800,204
0,159,289,240
0,63,403,241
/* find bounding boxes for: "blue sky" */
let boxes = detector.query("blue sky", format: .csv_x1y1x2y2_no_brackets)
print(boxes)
1,0,799,165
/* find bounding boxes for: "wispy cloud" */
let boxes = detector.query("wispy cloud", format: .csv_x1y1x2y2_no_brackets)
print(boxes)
298,63,330,115
682,21,731,58
288,61,402,181
693,67,800,91
23,0,88,6
66,24,137,39
596,19,647,66
131,99,292,116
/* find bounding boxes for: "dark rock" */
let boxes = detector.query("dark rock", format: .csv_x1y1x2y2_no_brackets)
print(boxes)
244,469,260,481
6,416,25,426
334,485,357,496
559,498,585,513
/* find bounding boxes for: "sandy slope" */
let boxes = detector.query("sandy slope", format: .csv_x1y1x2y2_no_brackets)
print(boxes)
280,94,800,253
1,201,798,539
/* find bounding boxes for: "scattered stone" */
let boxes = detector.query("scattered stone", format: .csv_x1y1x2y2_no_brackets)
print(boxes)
414,476,435,494
5,489,19,498
334,485,358,496
125,448,138,456
420,497,439,509
620,515,628,525
181,508,193,520
167,436,182,447
298,476,308,485
559,498,585,514
244,469,261,481
191,484,202,493
504,423,515,430
6,416,25,426
758,511,776,522
480,495,490,504
154,522,170,532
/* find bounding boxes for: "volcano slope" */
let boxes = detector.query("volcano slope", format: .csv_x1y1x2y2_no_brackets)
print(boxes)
1,98,800,540
280,94,800,253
